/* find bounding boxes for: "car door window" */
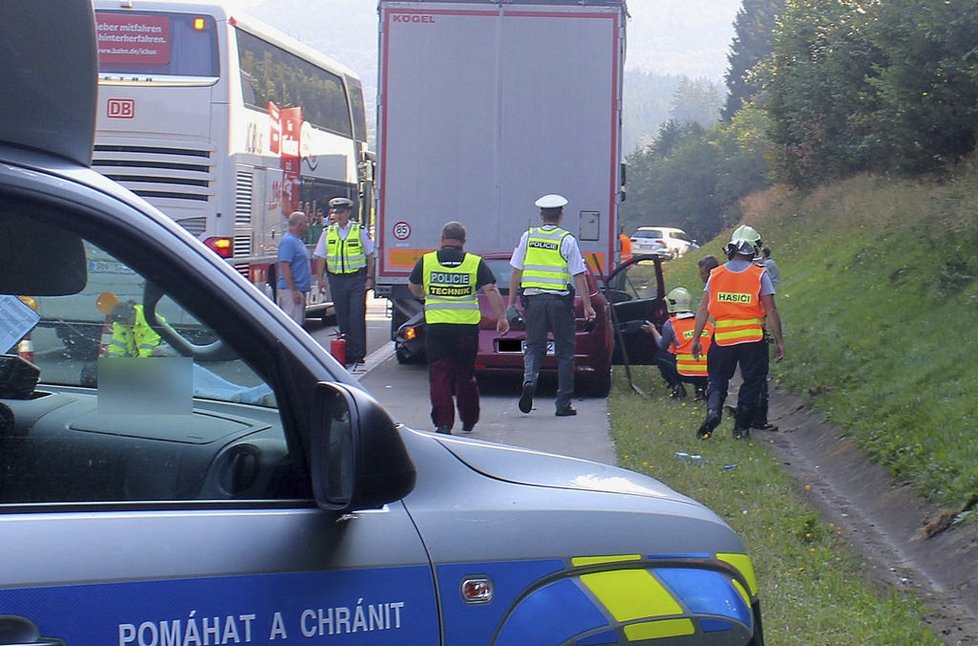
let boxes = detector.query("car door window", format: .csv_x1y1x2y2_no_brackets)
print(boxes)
0,231,307,505
607,259,667,365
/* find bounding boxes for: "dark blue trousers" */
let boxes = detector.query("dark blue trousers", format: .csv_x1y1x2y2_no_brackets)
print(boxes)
705,339,769,417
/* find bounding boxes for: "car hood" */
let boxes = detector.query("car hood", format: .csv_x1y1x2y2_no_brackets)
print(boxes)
436,435,696,504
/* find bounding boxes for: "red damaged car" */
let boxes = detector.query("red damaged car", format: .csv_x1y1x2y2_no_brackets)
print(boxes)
395,254,668,396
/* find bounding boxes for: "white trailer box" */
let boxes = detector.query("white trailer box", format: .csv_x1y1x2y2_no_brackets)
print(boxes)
376,0,627,332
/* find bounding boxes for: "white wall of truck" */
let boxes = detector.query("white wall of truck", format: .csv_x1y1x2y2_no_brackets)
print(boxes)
375,0,627,332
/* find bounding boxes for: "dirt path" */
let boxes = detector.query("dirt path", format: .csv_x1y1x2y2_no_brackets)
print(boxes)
762,385,978,645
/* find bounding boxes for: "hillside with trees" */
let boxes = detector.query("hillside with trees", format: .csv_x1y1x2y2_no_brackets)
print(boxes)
621,0,978,241
619,0,978,524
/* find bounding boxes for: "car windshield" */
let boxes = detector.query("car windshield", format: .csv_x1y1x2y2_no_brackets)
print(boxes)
484,258,515,293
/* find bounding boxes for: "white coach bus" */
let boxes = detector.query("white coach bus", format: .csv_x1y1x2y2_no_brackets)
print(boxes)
92,0,373,320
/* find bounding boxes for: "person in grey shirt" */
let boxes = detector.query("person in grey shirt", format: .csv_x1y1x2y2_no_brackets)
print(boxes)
758,247,780,286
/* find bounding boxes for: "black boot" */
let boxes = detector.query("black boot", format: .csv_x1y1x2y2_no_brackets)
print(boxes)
733,406,755,440
697,409,721,439
751,400,778,431
671,383,687,399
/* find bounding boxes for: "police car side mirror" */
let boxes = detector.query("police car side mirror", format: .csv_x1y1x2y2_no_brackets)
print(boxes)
311,383,416,512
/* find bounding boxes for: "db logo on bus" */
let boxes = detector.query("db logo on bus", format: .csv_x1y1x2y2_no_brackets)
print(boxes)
107,98,135,119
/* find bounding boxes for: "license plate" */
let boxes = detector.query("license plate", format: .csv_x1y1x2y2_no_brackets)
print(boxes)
521,340,555,355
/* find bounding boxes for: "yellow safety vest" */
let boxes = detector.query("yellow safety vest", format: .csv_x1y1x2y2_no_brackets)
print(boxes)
107,304,162,358
520,226,570,291
422,251,481,325
324,222,367,274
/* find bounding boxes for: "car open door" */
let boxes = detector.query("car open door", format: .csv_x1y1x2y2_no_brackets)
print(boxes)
605,254,667,365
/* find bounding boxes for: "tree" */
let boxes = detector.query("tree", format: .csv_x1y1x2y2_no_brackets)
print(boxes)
722,0,785,121
757,0,978,185
620,117,769,242
622,70,686,154
669,78,724,128
713,102,773,226
761,0,882,186
865,0,978,174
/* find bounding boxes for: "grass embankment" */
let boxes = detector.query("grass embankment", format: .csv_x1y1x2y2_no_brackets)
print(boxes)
609,161,978,642
611,374,938,643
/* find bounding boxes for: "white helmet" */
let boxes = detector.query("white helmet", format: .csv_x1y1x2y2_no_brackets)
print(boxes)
665,287,692,314
726,224,762,258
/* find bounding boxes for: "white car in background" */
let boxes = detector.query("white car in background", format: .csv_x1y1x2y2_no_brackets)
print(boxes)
631,226,698,259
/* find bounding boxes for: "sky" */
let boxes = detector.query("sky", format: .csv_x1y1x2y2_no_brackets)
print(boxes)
231,0,744,86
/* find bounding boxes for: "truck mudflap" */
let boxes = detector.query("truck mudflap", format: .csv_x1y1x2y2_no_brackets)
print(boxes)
437,554,762,645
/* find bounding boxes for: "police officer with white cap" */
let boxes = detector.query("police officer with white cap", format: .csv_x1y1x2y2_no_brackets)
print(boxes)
313,196,376,369
508,194,595,416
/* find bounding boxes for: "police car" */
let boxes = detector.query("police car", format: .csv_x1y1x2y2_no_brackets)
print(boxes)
0,2,764,644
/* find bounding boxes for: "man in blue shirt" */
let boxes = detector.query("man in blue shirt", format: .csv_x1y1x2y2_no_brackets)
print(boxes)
276,211,311,324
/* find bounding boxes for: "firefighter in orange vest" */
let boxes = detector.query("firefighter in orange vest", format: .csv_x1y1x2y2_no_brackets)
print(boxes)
691,225,783,440
641,287,712,399
619,229,633,264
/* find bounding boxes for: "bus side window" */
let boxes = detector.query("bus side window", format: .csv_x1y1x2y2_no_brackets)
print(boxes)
241,70,257,106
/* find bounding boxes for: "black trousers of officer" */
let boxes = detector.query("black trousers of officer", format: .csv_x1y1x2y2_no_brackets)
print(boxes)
328,270,367,364
705,338,769,423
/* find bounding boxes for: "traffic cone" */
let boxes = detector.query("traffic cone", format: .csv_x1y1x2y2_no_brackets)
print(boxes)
97,314,114,357
95,291,120,357
16,335,34,363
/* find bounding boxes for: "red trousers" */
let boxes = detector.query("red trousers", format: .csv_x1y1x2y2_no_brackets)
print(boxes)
428,333,479,429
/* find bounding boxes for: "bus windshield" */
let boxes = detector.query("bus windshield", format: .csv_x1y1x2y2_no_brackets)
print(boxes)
96,11,219,77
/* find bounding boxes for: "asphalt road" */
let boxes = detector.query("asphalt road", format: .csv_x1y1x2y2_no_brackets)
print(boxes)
306,293,618,466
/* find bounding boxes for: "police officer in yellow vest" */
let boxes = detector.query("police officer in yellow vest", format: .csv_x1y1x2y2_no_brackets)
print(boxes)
409,222,509,434
691,225,784,440
313,196,375,368
508,194,595,417
106,301,162,358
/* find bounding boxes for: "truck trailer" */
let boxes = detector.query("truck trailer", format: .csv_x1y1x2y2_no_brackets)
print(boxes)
375,0,628,334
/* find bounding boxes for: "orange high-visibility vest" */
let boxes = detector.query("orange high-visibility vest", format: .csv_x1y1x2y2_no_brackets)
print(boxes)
670,315,713,376
708,264,765,346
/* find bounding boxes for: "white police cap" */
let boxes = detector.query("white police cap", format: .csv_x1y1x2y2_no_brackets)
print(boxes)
328,197,353,210
534,194,568,209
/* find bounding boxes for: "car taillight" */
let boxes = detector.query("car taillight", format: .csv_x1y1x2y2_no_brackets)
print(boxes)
204,237,233,258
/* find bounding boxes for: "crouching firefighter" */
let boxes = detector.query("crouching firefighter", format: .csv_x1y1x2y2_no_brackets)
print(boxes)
642,287,713,399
